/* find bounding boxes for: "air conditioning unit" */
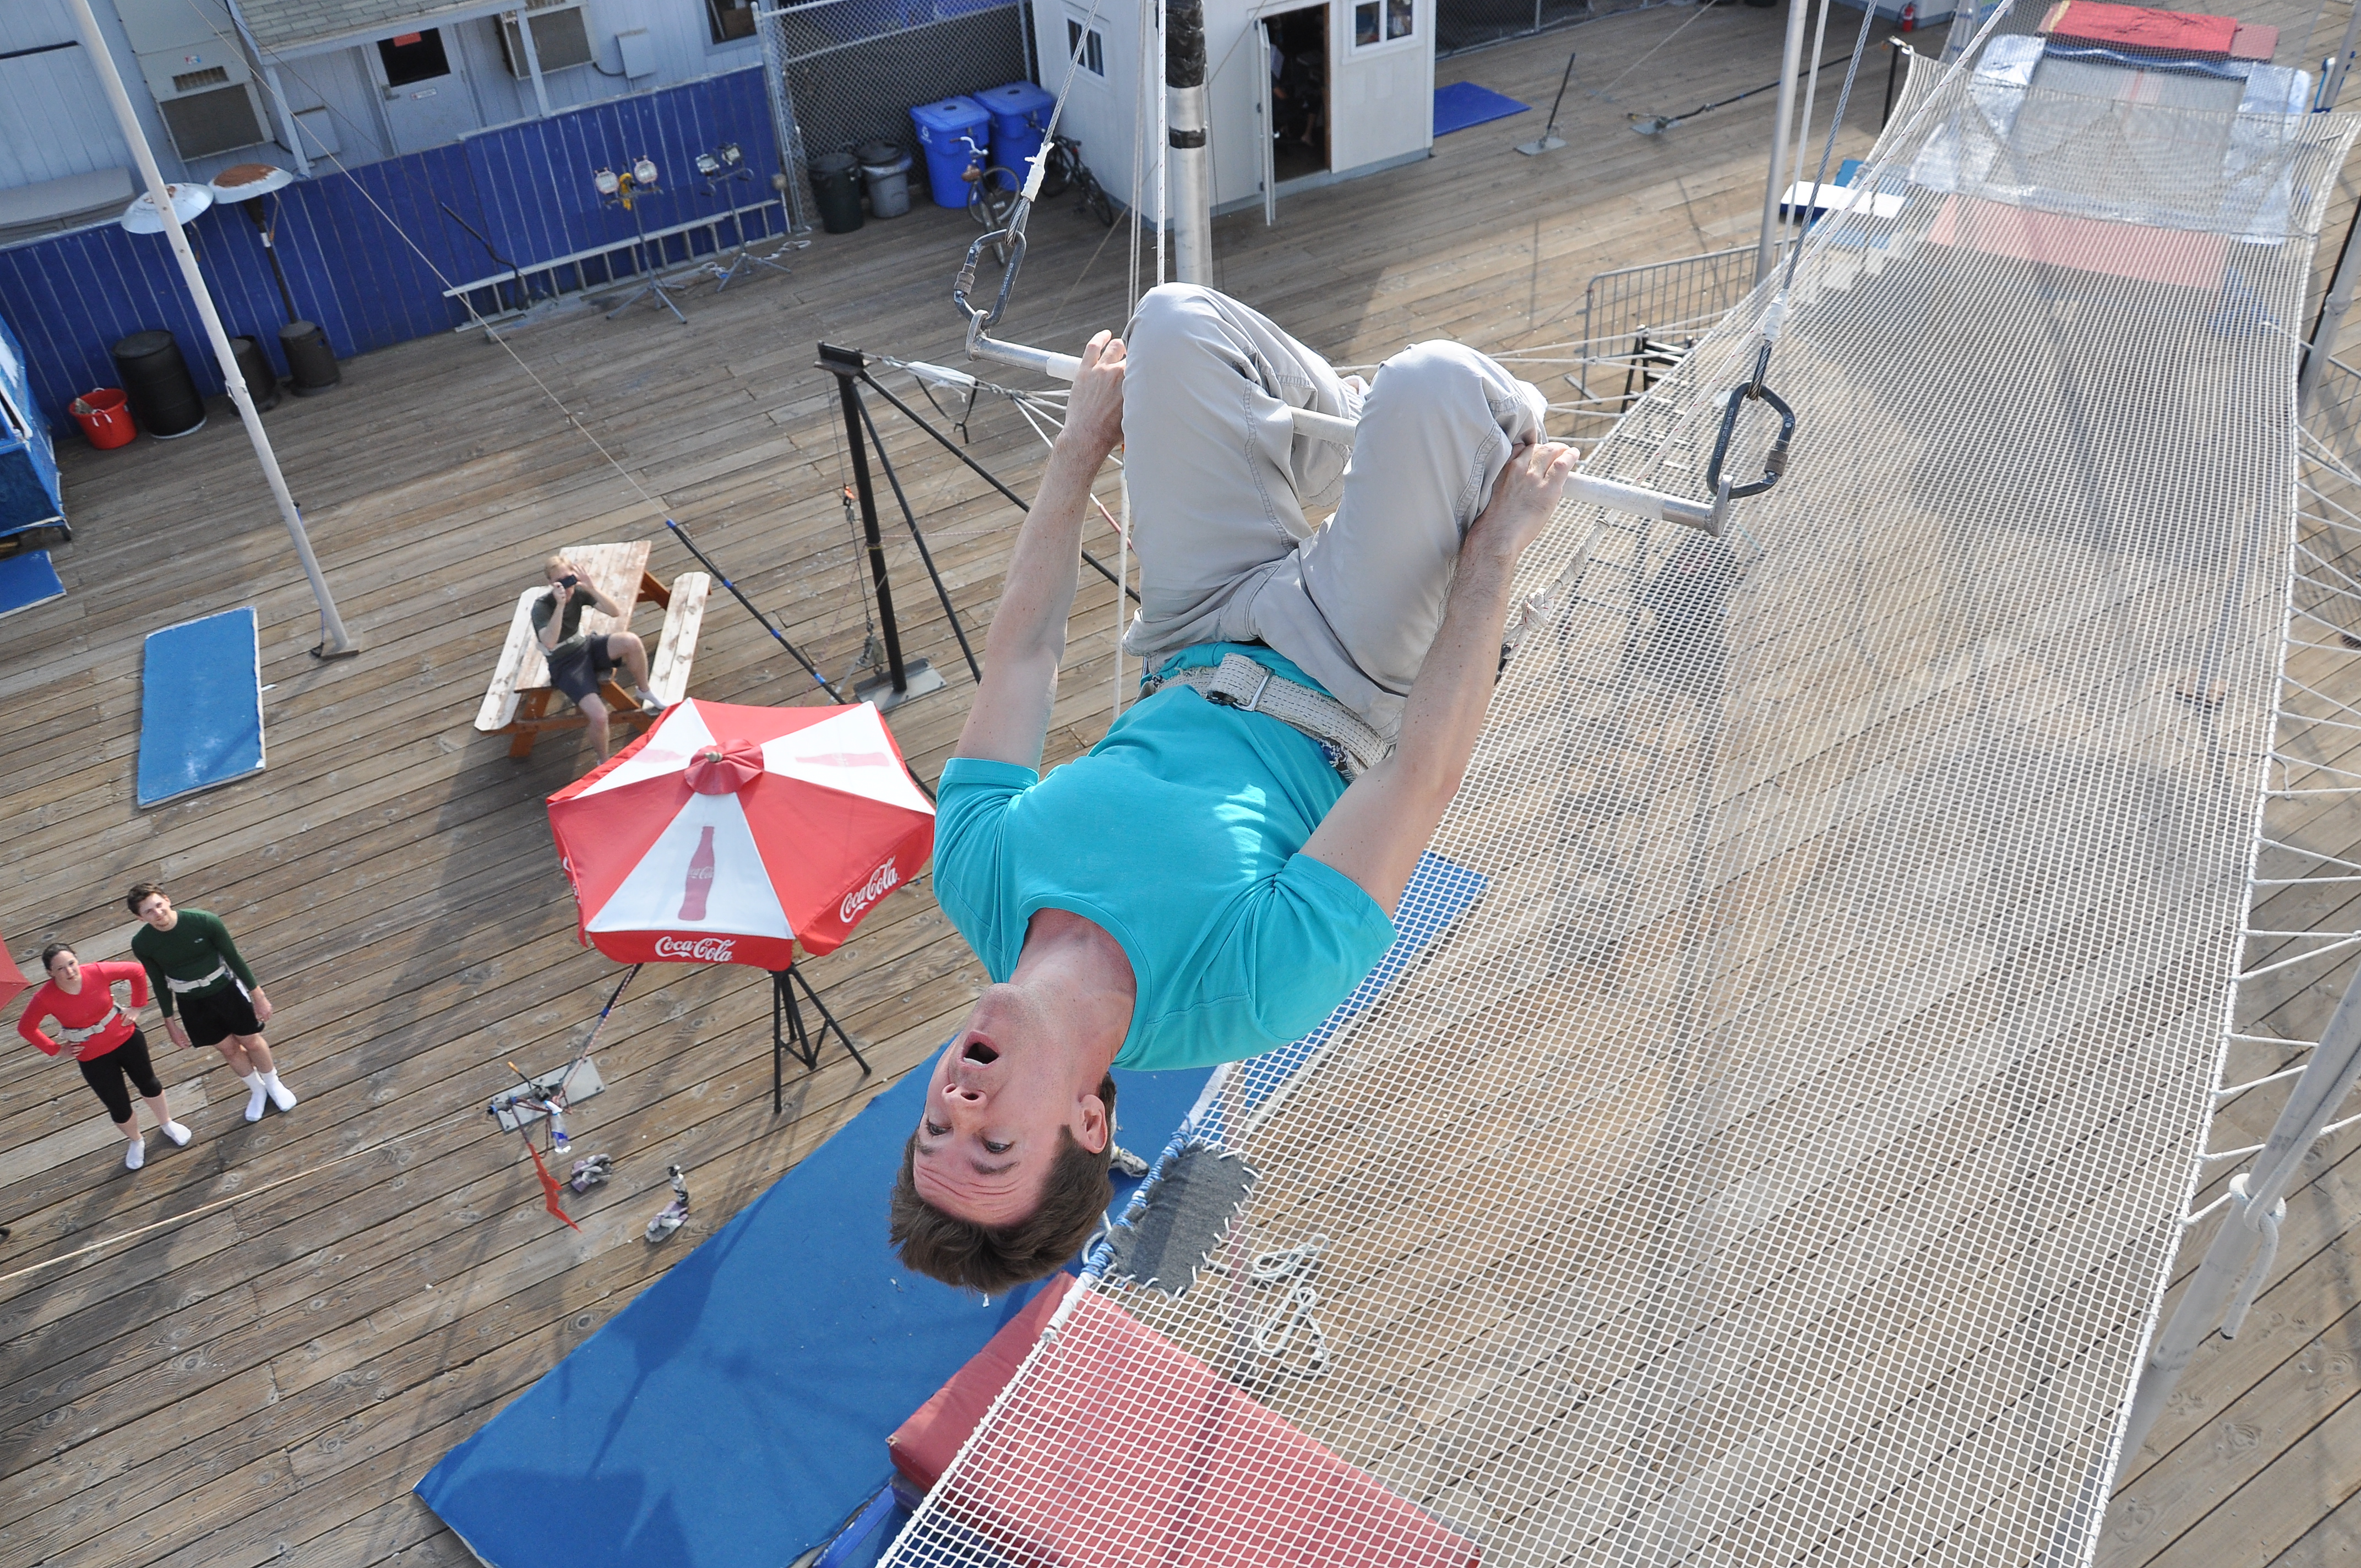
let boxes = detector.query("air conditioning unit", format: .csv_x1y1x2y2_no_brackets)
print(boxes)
499,3,595,77
136,45,269,159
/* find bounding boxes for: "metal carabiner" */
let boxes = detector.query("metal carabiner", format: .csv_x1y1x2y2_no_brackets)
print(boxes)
951,225,1030,334
1703,369,1797,522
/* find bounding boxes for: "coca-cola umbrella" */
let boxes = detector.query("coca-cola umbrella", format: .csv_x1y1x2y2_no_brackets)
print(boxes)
547,698,935,1110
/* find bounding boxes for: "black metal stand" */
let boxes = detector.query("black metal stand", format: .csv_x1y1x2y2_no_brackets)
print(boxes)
773,963,867,1113
819,342,946,710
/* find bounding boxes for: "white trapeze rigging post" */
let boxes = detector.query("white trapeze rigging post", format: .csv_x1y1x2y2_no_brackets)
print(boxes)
66,0,357,659
1756,0,1812,282
2118,960,2361,1464
1168,0,1215,280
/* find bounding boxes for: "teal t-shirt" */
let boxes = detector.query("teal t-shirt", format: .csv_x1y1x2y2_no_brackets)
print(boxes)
934,645,1396,1072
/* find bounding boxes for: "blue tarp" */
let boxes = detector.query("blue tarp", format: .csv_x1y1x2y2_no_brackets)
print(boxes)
415,1061,1211,1568
137,607,262,807
0,549,63,621
1433,81,1530,137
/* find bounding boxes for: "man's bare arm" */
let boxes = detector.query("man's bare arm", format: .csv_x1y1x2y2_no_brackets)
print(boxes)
951,331,1127,769
1301,440,1577,914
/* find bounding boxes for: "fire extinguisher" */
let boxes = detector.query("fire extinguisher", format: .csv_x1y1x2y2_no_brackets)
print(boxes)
1900,1,1917,28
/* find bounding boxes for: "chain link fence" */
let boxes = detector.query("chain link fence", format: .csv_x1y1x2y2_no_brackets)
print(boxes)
759,0,1033,215
1436,0,1677,59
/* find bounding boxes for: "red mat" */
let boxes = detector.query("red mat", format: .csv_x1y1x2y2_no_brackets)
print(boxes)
1927,195,2228,289
2228,21,2278,59
890,1274,1073,1492
2039,0,2239,56
897,1288,1480,1568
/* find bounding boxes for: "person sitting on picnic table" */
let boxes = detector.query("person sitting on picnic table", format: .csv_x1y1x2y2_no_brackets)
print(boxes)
536,554,663,760
890,284,1576,1292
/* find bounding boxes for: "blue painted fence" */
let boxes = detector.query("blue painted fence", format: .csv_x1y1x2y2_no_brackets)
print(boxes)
0,67,783,431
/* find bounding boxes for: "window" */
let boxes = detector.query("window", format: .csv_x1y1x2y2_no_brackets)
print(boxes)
1065,17,1105,75
1354,0,1412,45
377,29,451,85
706,0,757,44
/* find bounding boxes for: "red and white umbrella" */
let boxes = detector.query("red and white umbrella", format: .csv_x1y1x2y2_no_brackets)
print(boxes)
547,699,934,969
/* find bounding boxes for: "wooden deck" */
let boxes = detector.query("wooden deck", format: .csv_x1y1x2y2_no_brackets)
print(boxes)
1,7,2359,1565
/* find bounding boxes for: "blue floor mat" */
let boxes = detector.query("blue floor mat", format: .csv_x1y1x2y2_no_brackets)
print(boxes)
137,607,263,807
1435,80,1530,135
0,549,63,620
415,1059,1212,1568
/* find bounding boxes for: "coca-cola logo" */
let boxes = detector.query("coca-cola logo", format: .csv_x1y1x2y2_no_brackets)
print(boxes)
839,858,899,924
654,935,737,962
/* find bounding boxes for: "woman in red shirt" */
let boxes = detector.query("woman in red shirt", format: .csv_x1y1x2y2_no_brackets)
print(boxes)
18,942,194,1170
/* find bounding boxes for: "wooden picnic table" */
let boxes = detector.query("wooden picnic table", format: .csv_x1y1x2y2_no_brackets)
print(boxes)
475,541,708,758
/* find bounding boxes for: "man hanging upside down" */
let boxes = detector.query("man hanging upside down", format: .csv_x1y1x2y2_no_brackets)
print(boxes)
890,285,1577,1292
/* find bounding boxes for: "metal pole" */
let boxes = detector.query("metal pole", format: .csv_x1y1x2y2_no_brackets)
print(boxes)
820,345,941,709
2118,961,2361,1464
1167,0,1214,284
67,0,356,658
1784,0,1835,225
2300,197,2361,414
1755,0,1811,282
2324,0,2361,111
1882,38,1908,129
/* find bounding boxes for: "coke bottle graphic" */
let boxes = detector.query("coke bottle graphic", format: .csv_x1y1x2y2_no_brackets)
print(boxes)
679,826,716,921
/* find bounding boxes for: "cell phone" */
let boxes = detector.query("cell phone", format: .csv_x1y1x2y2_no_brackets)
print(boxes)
560,574,579,589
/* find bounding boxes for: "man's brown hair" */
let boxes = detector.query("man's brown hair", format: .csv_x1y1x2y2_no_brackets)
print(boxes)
124,881,166,917
889,1072,1117,1293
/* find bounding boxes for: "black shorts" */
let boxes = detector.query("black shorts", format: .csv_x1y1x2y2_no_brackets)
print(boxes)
79,1027,164,1124
177,984,263,1048
548,637,619,706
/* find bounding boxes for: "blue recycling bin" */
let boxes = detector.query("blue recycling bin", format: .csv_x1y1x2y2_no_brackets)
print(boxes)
978,80,1059,192
910,95,992,209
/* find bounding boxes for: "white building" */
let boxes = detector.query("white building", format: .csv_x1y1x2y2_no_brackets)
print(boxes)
1031,0,1433,220
0,0,763,241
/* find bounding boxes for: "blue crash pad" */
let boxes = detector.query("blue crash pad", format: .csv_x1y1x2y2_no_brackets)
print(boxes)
0,549,63,621
1434,81,1530,135
415,1061,1211,1568
137,607,263,807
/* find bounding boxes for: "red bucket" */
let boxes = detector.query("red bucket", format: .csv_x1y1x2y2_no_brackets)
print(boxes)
70,387,137,450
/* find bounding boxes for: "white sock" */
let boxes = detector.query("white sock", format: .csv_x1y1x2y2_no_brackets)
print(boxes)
242,1072,269,1121
160,1119,193,1146
124,1137,145,1169
264,1071,297,1109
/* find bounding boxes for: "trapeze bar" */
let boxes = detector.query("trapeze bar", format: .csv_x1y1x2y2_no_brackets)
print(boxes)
965,329,1721,530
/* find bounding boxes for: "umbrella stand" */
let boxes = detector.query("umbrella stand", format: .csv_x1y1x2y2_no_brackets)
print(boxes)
774,961,868,1113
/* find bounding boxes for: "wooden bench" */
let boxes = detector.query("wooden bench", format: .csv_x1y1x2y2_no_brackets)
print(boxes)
474,541,710,758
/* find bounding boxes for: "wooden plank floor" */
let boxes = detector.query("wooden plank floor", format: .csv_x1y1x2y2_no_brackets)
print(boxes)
1,8,2358,1565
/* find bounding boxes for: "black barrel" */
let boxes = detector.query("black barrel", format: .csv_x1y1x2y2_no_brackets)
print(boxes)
810,153,863,234
279,320,340,395
111,330,205,439
229,334,280,411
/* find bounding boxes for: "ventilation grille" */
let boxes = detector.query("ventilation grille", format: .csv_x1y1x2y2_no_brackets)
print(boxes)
172,64,229,91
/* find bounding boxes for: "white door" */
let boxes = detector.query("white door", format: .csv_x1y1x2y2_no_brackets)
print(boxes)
371,28,480,154
1257,17,1277,226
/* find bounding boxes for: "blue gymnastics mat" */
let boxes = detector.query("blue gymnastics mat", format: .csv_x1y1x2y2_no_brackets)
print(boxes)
415,1060,1213,1568
138,607,264,808
1434,80,1530,135
0,549,63,621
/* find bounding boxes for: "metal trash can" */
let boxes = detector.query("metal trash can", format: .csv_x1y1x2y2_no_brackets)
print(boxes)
229,334,280,412
810,152,864,233
857,141,914,219
111,330,205,439
279,320,340,395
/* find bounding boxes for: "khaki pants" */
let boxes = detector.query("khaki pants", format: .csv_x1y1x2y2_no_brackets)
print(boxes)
1120,284,1547,738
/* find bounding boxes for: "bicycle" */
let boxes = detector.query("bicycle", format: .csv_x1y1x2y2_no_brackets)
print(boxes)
957,135,1020,263
1036,133,1117,228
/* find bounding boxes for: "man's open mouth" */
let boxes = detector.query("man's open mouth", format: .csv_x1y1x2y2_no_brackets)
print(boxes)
962,1039,999,1065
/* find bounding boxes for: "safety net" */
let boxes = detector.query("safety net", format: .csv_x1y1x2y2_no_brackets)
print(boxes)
884,31,2361,1568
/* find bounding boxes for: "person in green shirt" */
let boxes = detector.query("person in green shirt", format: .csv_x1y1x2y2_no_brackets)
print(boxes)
127,881,298,1123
